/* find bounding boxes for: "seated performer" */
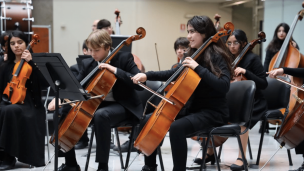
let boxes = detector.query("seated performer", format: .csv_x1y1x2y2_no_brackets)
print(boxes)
0,31,48,169
48,29,143,171
131,15,233,171
194,29,268,171
268,67,304,171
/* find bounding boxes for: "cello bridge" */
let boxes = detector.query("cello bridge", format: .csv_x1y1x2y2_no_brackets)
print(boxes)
292,94,304,104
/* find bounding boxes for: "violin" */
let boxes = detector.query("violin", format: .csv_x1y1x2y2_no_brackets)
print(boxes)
134,22,234,156
2,34,40,104
50,27,146,152
231,31,266,82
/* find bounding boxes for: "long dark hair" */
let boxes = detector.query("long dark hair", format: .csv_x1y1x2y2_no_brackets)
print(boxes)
187,16,233,78
266,23,298,53
7,31,30,62
229,29,248,59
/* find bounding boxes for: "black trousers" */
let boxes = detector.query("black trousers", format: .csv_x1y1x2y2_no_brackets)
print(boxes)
59,101,132,163
296,140,304,156
143,114,207,171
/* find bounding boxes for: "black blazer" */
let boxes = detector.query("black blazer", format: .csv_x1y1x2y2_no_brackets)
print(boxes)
77,51,143,119
70,64,79,77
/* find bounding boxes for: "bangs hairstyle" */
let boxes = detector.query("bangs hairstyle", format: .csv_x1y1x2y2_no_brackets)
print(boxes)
174,37,189,51
86,30,112,50
187,16,233,78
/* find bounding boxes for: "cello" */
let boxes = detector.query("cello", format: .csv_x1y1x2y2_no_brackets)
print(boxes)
268,3,304,119
2,34,39,104
231,31,266,82
194,31,266,147
134,22,234,156
214,14,224,31
50,27,146,152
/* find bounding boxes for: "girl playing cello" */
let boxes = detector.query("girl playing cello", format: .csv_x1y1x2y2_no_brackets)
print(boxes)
131,15,233,171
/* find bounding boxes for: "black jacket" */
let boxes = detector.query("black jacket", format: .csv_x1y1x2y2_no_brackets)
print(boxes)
77,51,143,119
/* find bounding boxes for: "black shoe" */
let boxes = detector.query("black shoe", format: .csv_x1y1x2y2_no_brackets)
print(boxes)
74,140,88,150
193,153,215,165
113,140,137,153
0,157,16,170
141,165,157,171
97,169,108,171
58,163,81,171
110,141,115,149
230,158,247,171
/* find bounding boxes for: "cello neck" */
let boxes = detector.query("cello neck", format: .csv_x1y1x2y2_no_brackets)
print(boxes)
231,43,251,69
80,40,126,86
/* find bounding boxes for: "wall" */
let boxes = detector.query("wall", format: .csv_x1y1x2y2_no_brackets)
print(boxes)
53,0,232,70
263,0,304,64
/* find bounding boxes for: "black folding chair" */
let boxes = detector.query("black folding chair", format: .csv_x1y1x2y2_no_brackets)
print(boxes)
190,80,256,171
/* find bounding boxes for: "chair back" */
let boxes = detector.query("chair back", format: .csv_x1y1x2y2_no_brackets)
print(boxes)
261,77,290,110
136,80,163,114
227,80,256,126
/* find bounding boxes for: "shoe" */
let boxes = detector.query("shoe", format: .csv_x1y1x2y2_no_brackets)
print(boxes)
113,140,137,153
141,165,157,171
97,169,108,171
230,158,247,171
110,141,115,149
193,153,215,165
74,140,88,150
0,157,16,170
58,163,81,171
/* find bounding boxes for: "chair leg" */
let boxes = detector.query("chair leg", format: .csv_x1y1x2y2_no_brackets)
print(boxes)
157,146,165,171
287,149,293,166
255,120,267,166
85,125,95,171
236,135,248,171
124,126,136,169
115,128,125,169
247,137,253,160
218,145,223,163
200,136,209,171
211,136,221,171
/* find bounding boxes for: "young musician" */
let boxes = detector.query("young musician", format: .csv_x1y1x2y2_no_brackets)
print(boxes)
0,31,47,169
268,67,304,171
0,33,9,66
194,29,268,170
92,19,100,31
131,15,233,171
264,23,299,72
48,30,143,171
97,19,114,35
174,37,189,63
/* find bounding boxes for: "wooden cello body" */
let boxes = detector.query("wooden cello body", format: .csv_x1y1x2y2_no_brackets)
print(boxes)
2,34,39,104
273,3,304,149
50,28,146,152
135,68,200,156
134,22,234,156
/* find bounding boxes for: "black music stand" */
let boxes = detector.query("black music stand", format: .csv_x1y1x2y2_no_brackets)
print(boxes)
32,53,91,171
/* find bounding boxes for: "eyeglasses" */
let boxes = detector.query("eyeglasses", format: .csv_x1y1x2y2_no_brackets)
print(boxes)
227,41,240,46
